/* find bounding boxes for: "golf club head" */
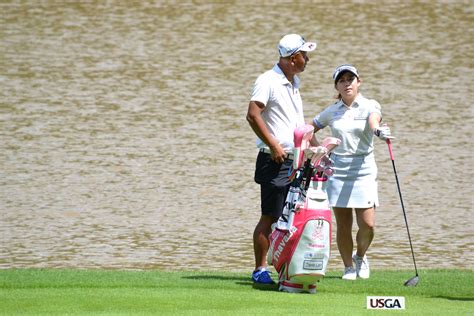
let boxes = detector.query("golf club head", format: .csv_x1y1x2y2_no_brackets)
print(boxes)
404,275,419,287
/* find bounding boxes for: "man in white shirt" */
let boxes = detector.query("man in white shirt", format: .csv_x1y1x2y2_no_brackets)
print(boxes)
246,34,317,285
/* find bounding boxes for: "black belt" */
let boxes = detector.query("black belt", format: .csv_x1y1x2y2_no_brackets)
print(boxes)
259,148,294,160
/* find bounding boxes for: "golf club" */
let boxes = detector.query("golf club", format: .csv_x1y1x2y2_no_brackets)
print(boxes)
386,139,419,287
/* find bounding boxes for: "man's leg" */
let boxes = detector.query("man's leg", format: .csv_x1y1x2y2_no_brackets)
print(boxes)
253,214,276,269
252,155,291,283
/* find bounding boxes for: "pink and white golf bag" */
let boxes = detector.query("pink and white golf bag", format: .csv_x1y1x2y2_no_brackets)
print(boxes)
267,124,340,294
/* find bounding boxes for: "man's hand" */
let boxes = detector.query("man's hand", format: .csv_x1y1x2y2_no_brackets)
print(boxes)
270,144,287,164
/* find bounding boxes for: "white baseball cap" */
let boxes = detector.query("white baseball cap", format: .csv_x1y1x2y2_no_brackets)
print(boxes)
278,34,317,58
333,64,359,82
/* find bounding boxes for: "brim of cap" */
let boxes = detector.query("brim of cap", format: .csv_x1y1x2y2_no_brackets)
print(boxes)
333,67,359,82
298,41,317,53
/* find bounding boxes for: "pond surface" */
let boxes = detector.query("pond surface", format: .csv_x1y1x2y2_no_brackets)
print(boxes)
1,1,472,272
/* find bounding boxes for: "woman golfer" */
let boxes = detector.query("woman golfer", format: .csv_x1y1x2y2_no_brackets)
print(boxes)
310,64,393,280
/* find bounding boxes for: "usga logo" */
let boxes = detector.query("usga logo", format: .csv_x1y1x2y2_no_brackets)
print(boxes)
367,296,405,310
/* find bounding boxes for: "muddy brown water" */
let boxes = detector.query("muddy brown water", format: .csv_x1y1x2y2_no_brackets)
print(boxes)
1,1,472,272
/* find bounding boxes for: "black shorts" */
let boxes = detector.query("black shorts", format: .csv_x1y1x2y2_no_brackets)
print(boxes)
254,152,292,218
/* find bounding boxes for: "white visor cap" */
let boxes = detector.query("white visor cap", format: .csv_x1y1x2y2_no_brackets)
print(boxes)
278,34,317,58
333,64,360,82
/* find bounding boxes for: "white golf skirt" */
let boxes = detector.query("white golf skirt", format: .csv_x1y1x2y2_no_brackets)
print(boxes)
328,153,379,208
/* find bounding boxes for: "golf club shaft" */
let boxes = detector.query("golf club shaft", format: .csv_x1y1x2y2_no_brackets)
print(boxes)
387,139,419,276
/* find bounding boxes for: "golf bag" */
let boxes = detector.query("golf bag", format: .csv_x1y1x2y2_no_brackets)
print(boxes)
267,124,340,293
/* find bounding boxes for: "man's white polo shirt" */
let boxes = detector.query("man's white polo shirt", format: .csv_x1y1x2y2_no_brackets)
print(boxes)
250,64,305,151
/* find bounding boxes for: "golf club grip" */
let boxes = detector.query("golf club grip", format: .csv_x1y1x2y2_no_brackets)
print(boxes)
386,139,394,161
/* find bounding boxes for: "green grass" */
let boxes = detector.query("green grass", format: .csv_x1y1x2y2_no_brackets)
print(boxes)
1,269,473,315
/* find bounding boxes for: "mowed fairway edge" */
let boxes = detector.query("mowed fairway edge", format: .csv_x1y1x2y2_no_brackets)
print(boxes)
1,269,473,315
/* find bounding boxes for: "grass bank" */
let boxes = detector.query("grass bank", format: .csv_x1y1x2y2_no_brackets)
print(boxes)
1,269,473,315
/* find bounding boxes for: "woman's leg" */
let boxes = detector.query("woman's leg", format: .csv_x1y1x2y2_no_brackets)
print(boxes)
353,207,375,278
333,207,354,267
355,207,375,256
